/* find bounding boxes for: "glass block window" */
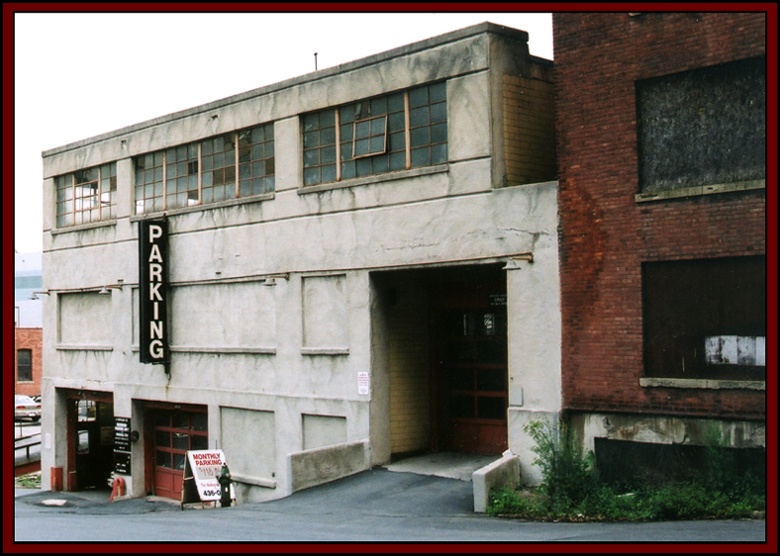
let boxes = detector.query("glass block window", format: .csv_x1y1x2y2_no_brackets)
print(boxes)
56,162,117,227
134,122,274,215
303,81,447,186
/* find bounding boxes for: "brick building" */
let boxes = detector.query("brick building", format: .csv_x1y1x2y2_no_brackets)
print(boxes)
15,327,43,398
554,12,767,471
15,252,43,398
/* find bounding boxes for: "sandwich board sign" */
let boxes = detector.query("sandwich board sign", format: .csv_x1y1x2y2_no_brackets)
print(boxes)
180,450,232,508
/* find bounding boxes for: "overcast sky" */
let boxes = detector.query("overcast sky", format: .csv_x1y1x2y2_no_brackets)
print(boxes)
12,10,553,254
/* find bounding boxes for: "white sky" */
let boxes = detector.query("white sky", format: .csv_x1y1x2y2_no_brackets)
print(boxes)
12,11,553,254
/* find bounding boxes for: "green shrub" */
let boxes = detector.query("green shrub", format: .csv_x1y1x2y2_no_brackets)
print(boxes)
580,486,653,521
649,483,710,520
488,487,535,517
698,426,766,512
486,419,766,522
524,419,597,513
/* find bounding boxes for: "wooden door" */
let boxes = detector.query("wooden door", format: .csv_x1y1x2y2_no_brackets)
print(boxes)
432,278,508,454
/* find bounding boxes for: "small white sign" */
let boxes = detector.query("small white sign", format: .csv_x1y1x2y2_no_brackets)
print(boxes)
358,372,370,395
705,335,766,366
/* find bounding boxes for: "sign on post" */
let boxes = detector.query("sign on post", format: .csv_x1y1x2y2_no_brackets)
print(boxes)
181,450,232,508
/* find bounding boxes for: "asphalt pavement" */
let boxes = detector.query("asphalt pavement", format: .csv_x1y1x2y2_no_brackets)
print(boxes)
13,465,768,544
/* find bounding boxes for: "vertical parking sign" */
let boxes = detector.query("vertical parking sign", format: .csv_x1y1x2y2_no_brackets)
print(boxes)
139,219,169,364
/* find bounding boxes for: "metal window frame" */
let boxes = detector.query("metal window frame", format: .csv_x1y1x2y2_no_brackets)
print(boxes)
134,122,275,215
351,114,388,159
56,163,116,227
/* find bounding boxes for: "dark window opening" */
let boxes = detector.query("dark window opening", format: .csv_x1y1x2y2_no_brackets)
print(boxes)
17,349,32,382
642,256,766,380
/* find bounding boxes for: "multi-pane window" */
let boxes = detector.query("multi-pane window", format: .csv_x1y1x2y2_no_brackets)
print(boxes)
201,134,234,204
153,409,208,471
353,114,388,158
134,151,165,214
165,143,200,210
17,349,32,382
238,125,275,197
408,83,448,167
55,163,117,227
134,122,274,214
303,82,447,186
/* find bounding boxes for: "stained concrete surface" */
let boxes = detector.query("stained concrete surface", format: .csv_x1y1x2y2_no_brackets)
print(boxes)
382,451,499,482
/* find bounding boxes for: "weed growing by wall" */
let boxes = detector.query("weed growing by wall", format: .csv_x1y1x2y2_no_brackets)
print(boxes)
488,419,766,521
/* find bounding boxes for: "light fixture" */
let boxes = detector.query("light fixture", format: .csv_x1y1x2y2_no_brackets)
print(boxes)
29,290,51,300
262,273,290,286
98,280,125,295
504,252,534,270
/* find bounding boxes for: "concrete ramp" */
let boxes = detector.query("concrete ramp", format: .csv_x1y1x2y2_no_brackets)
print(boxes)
382,452,499,482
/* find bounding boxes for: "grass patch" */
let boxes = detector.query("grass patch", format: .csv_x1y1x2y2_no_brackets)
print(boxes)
15,472,42,490
488,420,766,521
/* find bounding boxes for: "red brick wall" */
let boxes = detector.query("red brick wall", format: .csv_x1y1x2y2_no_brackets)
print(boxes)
554,12,767,419
15,327,42,397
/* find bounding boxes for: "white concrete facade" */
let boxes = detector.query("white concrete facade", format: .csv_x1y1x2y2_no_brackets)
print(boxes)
39,23,560,501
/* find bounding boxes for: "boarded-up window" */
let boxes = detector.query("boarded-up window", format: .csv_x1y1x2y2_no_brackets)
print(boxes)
58,292,113,346
642,256,766,380
302,275,348,349
220,407,276,483
302,414,347,450
636,56,766,193
170,282,276,349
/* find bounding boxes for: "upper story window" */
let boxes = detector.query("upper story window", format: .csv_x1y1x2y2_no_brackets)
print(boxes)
135,122,274,214
56,163,117,227
303,81,447,186
636,56,766,194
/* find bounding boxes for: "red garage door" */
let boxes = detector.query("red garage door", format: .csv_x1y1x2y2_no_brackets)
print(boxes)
146,404,208,500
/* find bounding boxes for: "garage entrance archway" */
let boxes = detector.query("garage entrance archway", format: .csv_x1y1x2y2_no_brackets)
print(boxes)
373,264,508,460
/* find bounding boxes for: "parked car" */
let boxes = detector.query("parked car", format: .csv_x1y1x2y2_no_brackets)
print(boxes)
14,395,41,422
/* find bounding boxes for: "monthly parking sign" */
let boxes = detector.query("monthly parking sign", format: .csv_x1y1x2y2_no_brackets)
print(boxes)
181,450,232,507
